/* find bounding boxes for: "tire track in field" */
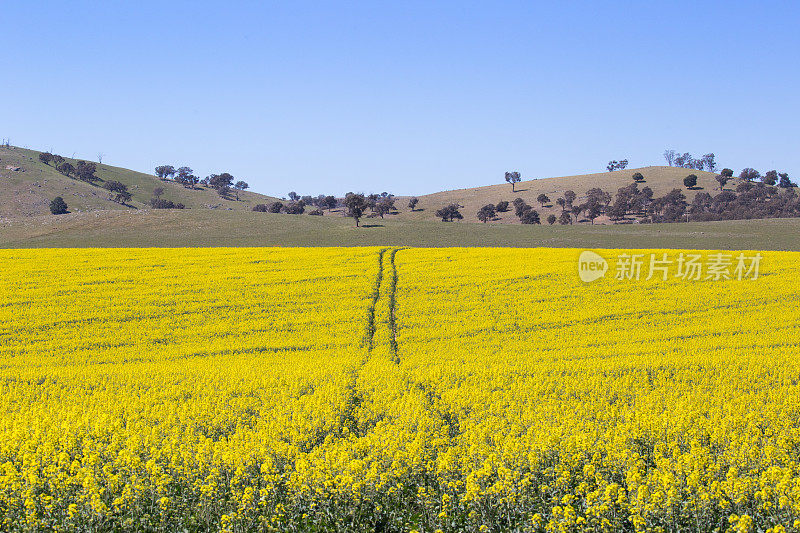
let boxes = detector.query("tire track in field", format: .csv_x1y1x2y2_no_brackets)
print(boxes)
362,248,388,351
384,248,461,439
386,247,406,363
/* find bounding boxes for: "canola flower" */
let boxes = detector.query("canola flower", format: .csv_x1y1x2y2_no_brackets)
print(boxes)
0,247,799,532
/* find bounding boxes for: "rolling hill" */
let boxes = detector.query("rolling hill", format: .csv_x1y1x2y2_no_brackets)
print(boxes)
0,145,277,217
3,144,798,250
402,166,721,224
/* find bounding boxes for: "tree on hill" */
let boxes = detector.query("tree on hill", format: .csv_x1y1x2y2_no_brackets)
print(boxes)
558,211,572,225
504,171,521,192
739,168,761,182
514,199,531,218
778,173,796,188
586,187,612,210
408,197,419,211
477,204,496,223
683,174,698,189
175,167,193,184
520,209,540,224
375,197,395,218
763,170,778,186
564,190,577,208
57,161,75,177
547,214,557,225
39,152,53,165
716,174,731,190
209,173,234,197
155,165,176,180
435,204,462,222
664,150,677,166
537,194,550,206
495,200,509,213
701,153,717,172
288,192,300,202
344,193,368,227
632,172,644,182
75,161,98,182
49,197,68,215
583,199,603,224
720,168,734,178
556,197,566,211
181,174,200,189
234,181,249,201
52,155,64,168
103,180,132,204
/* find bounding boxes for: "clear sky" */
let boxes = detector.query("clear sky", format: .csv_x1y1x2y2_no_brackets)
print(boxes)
4,1,798,196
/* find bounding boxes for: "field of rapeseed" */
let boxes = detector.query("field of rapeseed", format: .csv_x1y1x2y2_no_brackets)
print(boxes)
0,247,799,532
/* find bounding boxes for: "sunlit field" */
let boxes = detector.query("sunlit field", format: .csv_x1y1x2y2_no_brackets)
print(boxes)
1,247,799,532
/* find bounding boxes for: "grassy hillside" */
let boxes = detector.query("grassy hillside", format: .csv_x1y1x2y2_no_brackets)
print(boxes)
0,145,277,217
3,208,800,250
401,166,721,224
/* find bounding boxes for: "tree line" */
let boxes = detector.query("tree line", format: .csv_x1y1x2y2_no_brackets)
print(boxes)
253,192,420,227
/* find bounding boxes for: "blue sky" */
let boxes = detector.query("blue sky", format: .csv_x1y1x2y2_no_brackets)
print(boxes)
4,1,798,196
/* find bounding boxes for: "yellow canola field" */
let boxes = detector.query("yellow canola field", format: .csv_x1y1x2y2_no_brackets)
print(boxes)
0,247,799,532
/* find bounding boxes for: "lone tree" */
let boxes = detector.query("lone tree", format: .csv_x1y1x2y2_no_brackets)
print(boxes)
49,197,68,215
234,181,249,200
408,197,419,211
288,192,300,202
720,168,734,178
344,192,368,227
435,204,462,222
155,165,176,180
547,214,557,225
632,172,644,182
504,171,522,192
683,174,698,189
477,204,496,223
39,152,53,165
537,194,550,206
